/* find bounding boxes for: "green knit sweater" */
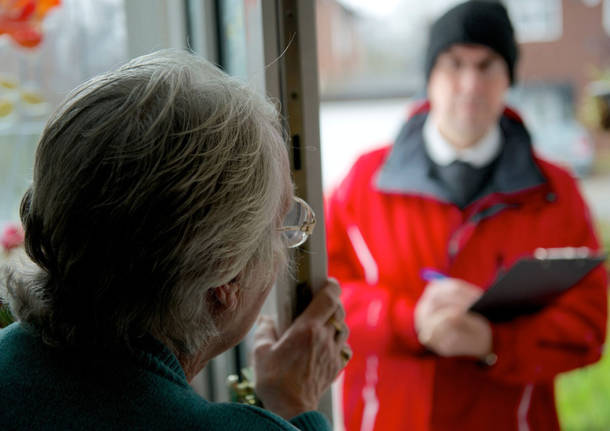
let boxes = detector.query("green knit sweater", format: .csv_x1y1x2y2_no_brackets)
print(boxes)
0,323,330,430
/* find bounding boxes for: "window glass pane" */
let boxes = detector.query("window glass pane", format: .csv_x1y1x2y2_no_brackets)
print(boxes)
217,0,248,79
0,0,126,227
604,0,610,35
506,0,562,42
216,0,264,93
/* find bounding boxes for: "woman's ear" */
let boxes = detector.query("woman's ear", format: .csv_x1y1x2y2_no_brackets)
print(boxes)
210,281,239,311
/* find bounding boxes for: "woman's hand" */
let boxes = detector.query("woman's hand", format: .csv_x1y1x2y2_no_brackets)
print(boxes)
252,278,351,420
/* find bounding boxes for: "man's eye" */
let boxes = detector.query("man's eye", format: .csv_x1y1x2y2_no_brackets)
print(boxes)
480,59,504,75
478,60,493,71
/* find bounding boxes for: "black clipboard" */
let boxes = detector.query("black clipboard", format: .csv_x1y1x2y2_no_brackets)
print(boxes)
469,248,606,322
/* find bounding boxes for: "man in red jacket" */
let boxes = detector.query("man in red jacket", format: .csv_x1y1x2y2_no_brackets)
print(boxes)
326,1,608,430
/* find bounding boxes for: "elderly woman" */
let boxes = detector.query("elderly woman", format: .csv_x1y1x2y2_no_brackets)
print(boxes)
0,50,349,430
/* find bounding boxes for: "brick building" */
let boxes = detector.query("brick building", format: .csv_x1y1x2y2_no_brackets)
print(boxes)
515,0,610,106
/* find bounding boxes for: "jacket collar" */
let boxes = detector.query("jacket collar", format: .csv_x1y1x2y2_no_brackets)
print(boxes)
375,105,547,205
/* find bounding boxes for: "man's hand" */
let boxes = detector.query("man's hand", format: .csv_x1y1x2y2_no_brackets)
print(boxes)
415,278,492,359
419,308,492,358
252,279,351,420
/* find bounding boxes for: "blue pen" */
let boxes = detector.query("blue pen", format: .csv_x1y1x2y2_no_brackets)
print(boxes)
420,268,447,282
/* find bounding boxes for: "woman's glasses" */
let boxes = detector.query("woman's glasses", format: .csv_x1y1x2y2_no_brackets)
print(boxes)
278,196,316,248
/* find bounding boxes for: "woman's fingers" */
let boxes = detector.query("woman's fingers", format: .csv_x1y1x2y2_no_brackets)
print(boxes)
252,315,278,352
252,278,350,419
294,279,342,329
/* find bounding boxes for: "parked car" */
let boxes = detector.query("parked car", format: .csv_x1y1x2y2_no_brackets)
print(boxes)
528,120,594,178
506,84,595,178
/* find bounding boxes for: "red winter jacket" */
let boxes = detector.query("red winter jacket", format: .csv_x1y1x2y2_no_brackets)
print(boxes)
326,105,607,431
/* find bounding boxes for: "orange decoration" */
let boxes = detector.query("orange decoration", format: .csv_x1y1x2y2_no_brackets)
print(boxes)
0,0,61,48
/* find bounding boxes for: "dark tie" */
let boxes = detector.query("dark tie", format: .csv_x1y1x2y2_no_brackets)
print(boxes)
434,160,493,207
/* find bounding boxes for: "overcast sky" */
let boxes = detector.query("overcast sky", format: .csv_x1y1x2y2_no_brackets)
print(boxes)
336,0,464,19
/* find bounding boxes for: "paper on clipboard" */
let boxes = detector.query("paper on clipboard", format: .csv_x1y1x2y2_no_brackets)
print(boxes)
469,247,607,322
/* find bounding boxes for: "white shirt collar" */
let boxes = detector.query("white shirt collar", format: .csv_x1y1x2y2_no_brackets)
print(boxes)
423,115,501,168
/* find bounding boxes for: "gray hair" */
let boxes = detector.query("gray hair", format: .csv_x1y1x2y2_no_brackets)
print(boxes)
4,49,289,355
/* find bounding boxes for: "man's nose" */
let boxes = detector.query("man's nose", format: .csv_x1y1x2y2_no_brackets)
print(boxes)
458,67,485,94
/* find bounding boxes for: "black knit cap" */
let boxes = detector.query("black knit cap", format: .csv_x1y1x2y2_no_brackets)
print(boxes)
425,0,519,84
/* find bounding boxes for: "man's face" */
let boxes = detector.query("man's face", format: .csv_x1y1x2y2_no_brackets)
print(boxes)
427,44,510,149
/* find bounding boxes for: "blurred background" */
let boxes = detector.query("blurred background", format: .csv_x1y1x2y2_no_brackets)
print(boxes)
316,1,610,428
0,0,608,428
318,0,610,190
